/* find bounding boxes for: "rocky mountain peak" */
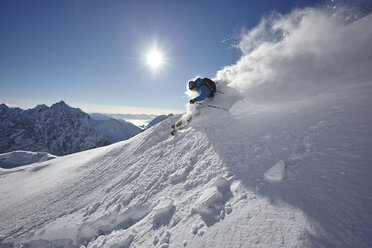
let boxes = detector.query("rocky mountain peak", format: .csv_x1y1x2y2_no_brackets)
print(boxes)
0,103,9,112
0,101,141,156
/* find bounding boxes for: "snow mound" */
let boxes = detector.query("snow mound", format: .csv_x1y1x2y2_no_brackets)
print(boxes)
0,150,57,169
78,204,150,244
264,160,286,182
152,199,176,229
192,177,232,227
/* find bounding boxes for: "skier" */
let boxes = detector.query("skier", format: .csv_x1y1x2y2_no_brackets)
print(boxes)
188,78,217,104
171,78,217,135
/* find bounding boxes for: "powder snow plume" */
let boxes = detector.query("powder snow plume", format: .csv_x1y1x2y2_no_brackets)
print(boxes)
216,7,372,105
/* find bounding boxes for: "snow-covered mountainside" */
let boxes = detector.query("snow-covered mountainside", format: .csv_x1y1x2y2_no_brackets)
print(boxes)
0,150,56,169
89,113,144,140
0,101,141,156
89,117,142,143
146,114,174,129
1,86,371,247
1,7,372,248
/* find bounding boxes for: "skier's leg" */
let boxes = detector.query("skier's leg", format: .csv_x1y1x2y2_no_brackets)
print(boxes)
172,119,185,129
175,120,184,128
171,103,200,135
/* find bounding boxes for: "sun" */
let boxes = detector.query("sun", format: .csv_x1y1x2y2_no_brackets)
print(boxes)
146,49,164,71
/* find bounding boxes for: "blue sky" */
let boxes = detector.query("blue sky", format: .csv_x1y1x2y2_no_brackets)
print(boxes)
0,0,323,114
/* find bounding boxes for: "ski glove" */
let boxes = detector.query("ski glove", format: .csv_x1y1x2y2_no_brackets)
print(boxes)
189,99,195,104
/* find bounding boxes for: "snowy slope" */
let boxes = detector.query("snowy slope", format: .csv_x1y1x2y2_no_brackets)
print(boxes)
1,7,372,248
1,85,371,247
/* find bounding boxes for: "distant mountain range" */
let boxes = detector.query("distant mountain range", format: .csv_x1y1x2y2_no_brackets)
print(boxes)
0,101,142,156
90,113,175,129
90,113,158,127
90,113,157,122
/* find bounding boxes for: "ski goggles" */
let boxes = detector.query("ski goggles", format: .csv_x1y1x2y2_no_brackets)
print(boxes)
188,81,195,90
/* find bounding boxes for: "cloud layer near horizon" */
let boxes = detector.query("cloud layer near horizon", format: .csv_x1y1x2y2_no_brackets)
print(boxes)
216,8,372,104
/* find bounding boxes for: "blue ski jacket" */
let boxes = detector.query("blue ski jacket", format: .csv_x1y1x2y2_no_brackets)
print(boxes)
191,78,214,102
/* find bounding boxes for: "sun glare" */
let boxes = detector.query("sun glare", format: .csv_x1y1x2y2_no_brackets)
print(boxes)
146,49,164,71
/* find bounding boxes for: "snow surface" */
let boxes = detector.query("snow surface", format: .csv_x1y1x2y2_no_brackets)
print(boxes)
1,87,371,247
1,7,372,248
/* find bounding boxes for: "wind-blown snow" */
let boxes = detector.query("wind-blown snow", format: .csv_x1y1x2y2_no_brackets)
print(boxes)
216,8,372,104
1,6,372,248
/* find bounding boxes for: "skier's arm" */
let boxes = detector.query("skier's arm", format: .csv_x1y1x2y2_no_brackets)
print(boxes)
193,85,210,102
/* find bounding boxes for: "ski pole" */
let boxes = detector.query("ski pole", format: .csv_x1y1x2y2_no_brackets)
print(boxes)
205,104,229,111
196,103,229,111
